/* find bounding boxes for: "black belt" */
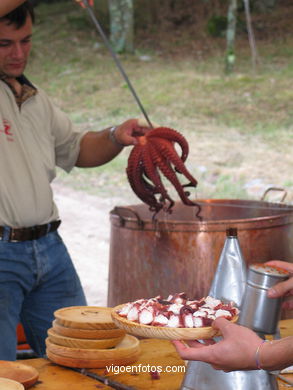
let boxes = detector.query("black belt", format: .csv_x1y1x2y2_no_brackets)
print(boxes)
0,220,61,242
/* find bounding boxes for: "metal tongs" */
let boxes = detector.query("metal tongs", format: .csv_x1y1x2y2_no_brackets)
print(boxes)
78,0,153,129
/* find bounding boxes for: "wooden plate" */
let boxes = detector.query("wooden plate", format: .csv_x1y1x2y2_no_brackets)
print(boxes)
46,334,140,360
47,328,124,349
52,319,125,339
54,306,116,330
0,361,39,389
0,378,24,390
111,304,238,340
46,348,140,369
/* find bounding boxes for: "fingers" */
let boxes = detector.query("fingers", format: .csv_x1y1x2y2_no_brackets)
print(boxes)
183,339,215,348
265,260,293,298
267,278,293,298
265,260,293,274
137,117,160,129
172,340,201,350
114,117,160,146
212,317,232,336
172,340,213,362
114,118,147,146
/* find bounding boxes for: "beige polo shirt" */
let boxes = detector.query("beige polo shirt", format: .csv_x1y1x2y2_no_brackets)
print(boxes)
0,77,86,227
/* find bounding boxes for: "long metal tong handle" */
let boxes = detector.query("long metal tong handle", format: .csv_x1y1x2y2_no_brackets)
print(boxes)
80,0,153,128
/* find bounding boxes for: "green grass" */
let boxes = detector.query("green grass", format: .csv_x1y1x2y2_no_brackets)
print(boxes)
29,3,293,131
27,2,293,200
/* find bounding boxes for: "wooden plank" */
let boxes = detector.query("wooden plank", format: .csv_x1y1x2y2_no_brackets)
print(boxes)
90,339,186,390
19,319,293,390
20,359,112,390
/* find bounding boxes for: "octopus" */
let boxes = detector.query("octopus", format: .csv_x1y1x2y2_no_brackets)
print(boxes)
126,127,201,216
116,293,239,328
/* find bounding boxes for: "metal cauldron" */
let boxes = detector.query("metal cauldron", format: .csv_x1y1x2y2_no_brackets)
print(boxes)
107,198,293,315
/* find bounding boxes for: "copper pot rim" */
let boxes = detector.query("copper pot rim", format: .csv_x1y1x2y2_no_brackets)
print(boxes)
110,198,293,232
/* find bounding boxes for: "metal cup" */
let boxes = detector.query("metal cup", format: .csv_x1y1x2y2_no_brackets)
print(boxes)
239,263,289,335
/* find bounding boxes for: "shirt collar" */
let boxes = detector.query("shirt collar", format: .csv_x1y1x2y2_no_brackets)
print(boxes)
16,74,37,90
1,74,37,106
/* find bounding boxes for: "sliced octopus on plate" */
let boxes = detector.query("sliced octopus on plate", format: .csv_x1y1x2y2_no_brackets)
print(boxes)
116,293,239,329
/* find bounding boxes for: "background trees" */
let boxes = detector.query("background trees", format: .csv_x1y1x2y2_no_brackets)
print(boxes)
29,0,293,203
31,0,291,71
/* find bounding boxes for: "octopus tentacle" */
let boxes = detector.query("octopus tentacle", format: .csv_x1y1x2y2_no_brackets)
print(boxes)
150,138,197,187
140,170,164,212
126,145,143,188
147,127,189,162
141,143,174,211
149,143,196,206
126,147,161,211
131,166,162,212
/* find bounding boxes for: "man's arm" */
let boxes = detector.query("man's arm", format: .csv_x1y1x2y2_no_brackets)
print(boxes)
76,118,150,167
76,129,122,167
0,0,26,17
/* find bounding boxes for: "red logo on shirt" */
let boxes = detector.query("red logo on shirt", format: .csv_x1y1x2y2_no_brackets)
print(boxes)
3,119,12,135
0,119,13,141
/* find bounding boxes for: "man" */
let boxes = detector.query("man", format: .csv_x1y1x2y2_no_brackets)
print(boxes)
0,1,150,360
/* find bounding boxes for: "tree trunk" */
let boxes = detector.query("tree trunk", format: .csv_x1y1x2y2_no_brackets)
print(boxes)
243,0,260,72
109,0,134,54
225,0,238,73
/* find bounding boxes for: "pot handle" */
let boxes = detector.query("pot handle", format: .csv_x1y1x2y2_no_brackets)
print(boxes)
261,187,287,202
110,206,144,228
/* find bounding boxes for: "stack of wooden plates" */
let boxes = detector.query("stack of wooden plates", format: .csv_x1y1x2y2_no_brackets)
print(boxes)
46,306,140,368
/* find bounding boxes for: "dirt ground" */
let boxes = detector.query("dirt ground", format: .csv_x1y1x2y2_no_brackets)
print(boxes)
52,182,120,307
186,124,293,201
52,126,293,308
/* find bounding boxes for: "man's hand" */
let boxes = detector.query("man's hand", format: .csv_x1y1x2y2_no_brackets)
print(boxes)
76,118,155,167
113,118,158,147
74,0,94,8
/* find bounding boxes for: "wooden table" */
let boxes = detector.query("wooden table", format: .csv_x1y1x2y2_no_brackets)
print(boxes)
21,319,293,390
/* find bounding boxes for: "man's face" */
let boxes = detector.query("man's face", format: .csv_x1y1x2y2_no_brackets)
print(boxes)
0,15,32,79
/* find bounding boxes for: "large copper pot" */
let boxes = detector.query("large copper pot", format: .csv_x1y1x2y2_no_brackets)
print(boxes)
107,199,293,315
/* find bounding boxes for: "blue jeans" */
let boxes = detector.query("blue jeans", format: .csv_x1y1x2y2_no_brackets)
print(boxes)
0,230,87,360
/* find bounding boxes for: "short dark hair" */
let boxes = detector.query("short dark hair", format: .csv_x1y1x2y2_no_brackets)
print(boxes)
0,1,35,28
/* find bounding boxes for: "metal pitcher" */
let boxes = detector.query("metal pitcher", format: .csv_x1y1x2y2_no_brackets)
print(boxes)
181,229,278,390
